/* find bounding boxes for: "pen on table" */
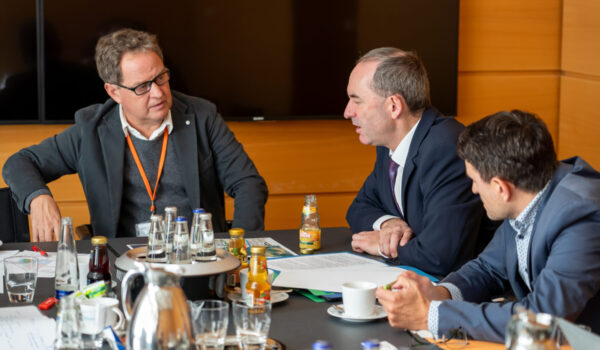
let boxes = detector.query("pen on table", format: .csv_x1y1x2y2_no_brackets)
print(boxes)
32,245,48,257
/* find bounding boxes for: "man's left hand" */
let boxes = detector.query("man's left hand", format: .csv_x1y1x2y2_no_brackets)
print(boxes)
351,230,380,256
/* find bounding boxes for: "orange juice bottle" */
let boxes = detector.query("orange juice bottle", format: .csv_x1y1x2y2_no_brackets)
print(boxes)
226,228,248,293
245,246,271,305
299,194,321,254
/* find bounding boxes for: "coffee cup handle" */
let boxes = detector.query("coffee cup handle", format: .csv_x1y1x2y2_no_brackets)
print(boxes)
111,307,125,331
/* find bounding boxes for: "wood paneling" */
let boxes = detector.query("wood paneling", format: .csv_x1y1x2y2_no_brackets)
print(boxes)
456,72,560,141
558,75,600,169
458,0,561,72
562,0,600,76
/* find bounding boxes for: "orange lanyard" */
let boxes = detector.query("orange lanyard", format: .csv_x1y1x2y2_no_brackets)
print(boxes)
126,130,168,214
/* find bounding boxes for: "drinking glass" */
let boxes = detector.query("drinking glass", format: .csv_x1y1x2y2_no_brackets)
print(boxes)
232,300,271,350
3,256,38,303
191,300,229,350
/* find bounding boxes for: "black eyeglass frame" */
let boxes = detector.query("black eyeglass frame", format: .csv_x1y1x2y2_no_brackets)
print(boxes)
115,68,171,96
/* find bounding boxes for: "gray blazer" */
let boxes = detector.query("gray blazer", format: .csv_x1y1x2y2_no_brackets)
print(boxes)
2,91,268,236
437,157,600,342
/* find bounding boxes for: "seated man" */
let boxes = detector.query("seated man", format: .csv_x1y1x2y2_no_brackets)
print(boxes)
345,47,489,275
376,110,600,342
2,28,268,241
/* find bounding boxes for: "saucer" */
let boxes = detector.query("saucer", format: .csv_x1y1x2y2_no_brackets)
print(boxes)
327,304,387,322
227,290,289,304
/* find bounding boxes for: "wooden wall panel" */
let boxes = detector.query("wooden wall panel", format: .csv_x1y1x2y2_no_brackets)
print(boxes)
458,0,561,71
455,72,560,141
561,0,600,76
558,76,600,169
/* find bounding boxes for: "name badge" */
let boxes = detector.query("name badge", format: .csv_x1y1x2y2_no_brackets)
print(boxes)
135,221,151,237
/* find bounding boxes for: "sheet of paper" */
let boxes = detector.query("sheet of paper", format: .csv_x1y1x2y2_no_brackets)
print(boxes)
0,305,56,350
269,252,406,292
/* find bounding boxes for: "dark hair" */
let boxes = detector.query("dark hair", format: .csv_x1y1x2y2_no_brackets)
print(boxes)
95,28,163,84
358,47,430,113
457,110,558,192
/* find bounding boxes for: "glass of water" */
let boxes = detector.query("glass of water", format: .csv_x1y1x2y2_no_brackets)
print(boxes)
3,256,38,303
191,300,229,350
232,300,271,350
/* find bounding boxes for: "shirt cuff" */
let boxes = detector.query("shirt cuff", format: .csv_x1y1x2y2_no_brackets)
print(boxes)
24,189,52,214
373,215,399,231
428,300,442,339
438,282,463,301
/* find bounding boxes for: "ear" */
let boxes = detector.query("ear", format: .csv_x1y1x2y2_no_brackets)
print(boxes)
491,177,513,202
387,94,405,120
104,83,122,104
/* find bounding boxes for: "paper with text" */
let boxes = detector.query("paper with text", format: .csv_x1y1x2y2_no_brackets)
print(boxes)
0,305,56,350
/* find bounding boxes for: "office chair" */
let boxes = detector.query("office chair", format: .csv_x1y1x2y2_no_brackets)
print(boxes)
0,187,31,242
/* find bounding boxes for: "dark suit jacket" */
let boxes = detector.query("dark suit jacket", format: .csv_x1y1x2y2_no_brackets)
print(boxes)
438,157,600,342
346,107,486,275
2,91,268,236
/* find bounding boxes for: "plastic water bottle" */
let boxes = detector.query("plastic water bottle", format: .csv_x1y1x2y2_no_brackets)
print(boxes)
312,340,333,349
55,217,79,299
147,214,167,263
189,208,206,259
172,216,191,263
54,295,82,349
197,212,217,261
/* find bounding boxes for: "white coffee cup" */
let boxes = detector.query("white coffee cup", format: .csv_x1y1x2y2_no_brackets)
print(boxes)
239,268,274,298
341,281,377,318
79,297,125,334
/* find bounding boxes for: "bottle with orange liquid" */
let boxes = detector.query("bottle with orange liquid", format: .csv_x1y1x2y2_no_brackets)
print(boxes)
245,246,271,305
299,194,321,254
226,228,248,293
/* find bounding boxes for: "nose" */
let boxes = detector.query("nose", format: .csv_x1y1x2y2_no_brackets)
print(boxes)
149,80,166,98
343,101,355,120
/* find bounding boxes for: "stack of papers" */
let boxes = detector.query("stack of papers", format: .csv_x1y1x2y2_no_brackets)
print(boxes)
0,306,56,350
269,252,417,293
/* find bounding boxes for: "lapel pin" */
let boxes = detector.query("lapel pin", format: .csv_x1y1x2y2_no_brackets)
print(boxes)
185,120,190,125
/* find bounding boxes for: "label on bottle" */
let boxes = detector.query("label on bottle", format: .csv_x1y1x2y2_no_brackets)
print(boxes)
299,227,322,250
55,289,74,300
302,205,317,216
246,289,271,306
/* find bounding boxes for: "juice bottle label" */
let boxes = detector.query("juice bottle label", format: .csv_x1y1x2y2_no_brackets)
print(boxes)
299,228,321,249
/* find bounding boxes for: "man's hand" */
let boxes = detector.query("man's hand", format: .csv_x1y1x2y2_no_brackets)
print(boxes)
376,271,451,330
30,194,61,242
351,230,380,255
379,218,413,258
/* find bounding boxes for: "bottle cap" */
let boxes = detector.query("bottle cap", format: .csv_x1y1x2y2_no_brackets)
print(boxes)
229,228,245,236
91,236,107,245
193,208,206,214
199,213,212,220
61,217,73,225
165,206,177,213
361,339,380,349
150,214,163,222
312,340,332,350
175,216,187,222
250,246,267,254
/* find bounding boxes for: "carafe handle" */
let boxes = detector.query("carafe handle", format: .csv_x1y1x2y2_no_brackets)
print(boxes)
120,268,144,321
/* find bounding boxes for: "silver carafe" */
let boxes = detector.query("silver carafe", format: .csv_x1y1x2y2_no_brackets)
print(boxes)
506,307,558,350
121,264,195,349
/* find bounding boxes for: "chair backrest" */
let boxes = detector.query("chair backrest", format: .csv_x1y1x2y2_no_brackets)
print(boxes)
0,187,30,242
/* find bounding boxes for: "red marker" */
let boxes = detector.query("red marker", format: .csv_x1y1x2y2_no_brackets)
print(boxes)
32,245,48,257
38,297,58,310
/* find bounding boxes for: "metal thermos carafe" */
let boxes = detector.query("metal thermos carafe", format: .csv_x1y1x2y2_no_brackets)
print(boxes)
121,264,194,349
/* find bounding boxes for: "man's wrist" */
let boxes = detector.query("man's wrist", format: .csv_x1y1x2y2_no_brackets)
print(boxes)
25,189,52,213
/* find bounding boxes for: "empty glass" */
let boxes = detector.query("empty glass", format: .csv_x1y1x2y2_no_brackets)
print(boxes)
232,300,271,350
3,256,38,303
191,300,229,350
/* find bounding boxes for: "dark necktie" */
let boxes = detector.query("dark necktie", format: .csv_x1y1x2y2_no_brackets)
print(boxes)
388,158,403,216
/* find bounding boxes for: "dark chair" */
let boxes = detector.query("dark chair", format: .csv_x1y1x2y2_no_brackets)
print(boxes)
0,187,30,242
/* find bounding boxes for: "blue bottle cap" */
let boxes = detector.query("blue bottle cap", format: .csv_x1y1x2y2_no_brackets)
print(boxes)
312,340,332,350
193,208,206,214
361,339,380,349
175,216,187,222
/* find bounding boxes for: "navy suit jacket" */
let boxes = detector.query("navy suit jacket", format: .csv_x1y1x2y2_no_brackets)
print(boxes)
346,107,487,275
438,157,600,342
2,91,268,236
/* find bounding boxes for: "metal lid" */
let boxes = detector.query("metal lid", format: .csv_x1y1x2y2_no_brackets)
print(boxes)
229,228,245,236
250,246,266,254
91,236,107,245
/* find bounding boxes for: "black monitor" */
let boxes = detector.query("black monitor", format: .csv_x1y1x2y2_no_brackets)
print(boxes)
0,0,459,123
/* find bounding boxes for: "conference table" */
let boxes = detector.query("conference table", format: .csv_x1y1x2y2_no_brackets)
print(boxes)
0,227,504,349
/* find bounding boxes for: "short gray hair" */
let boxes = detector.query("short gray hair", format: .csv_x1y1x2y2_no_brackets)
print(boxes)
95,28,163,84
358,47,430,113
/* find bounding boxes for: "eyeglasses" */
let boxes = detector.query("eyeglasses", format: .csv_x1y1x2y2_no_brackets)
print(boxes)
115,69,170,96
409,328,469,349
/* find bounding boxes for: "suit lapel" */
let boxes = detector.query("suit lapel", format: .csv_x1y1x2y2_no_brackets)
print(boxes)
401,108,436,213
98,108,125,231
171,99,201,208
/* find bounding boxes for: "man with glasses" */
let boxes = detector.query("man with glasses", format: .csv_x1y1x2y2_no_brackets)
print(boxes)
376,110,600,342
3,28,268,241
